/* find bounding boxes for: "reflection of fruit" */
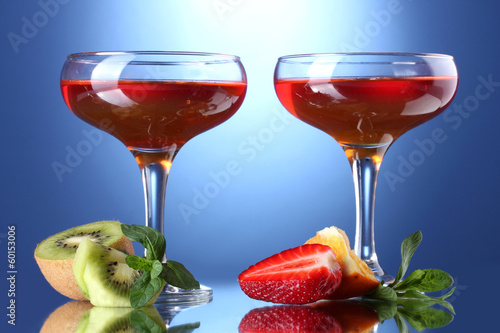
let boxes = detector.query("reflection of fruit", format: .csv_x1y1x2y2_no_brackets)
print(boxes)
305,226,379,299
35,221,134,300
73,237,163,307
75,305,166,333
239,305,341,333
310,300,380,333
238,244,342,304
40,301,93,333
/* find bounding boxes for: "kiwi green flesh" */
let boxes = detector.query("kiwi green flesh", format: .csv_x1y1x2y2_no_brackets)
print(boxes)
74,238,140,307
35,221,125,260
75,306,165,333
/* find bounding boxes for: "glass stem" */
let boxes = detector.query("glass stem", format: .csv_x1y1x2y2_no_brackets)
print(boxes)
351,155,380,263
346,146,392,281
141,162,169,262
133,149,177,263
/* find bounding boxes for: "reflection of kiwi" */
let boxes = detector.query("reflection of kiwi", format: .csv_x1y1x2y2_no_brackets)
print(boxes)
75,305,166,333
40,301,93,333
74,237,164,307
35,221,134,300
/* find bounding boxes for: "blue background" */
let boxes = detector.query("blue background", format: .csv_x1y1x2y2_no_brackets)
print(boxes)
1,0,499,331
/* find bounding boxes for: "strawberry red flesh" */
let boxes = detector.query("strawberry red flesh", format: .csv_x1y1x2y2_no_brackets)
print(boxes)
238,244,342,304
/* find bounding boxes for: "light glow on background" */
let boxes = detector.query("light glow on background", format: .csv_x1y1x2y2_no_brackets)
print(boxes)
1,3,500,331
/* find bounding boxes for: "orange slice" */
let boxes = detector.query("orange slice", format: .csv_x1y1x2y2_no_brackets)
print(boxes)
305,226,379,299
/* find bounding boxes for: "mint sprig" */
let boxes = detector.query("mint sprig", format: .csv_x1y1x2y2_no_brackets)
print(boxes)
364,231,456,316
362,232,457,332
121,224,200,308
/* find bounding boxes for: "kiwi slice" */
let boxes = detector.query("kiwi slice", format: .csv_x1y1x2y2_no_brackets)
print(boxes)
74,237,165,307
75,306,166,333
34,221,134,300
73,237,138,307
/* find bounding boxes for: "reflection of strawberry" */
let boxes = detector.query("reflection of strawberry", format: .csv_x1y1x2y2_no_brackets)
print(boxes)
310,300,380,333
238,244,342,304
238,305,341,333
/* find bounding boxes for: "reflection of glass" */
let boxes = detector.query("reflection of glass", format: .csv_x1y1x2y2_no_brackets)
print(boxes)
154,304,200,332
61,52,247,304
274,53,458,281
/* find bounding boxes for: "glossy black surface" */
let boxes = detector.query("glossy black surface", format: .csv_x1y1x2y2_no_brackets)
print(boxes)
10,272,495,332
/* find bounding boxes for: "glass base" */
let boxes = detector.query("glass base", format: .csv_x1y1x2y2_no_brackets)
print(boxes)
364,259,395,285
154,284,213,306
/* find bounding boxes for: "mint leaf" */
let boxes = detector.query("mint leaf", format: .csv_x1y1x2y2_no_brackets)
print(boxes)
398,307,454,330
130,271,164,309
440,286,456,300
397,289,456,315
130,309,165,333
394,269,454,292
363,299,398,323
121,224,166,261
393,269,424,290
126,254,153,271
389,231,422,288
394,314,410,333
161,260,200,290
363,283,397,302
151,260,163,279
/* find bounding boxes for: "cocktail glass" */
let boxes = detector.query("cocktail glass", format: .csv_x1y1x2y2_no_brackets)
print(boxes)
61,51,247,303
274,53,457,282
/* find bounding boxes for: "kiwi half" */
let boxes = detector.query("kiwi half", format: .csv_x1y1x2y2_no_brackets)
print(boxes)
35,221,134,300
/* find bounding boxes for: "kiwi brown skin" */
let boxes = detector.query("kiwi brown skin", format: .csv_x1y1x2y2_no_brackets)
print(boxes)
40,301,93,333
34,221,134,300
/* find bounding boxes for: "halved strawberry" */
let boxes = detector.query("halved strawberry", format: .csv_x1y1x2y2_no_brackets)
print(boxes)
238,244,342,304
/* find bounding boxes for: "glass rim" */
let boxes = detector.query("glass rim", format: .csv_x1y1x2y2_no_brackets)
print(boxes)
277,52,454,63
65,51,242,63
